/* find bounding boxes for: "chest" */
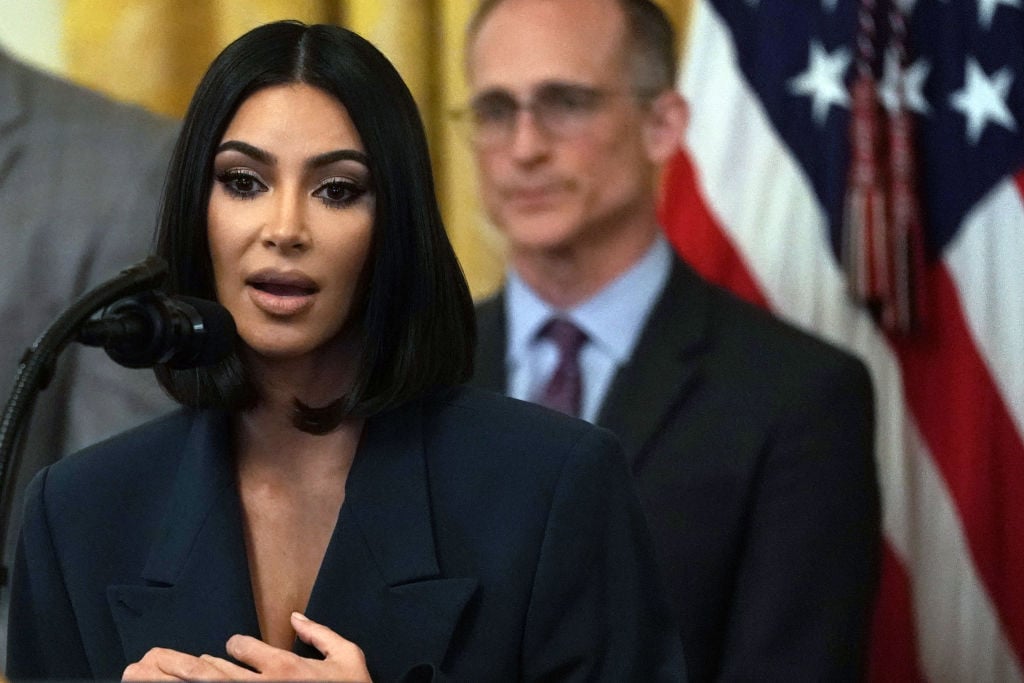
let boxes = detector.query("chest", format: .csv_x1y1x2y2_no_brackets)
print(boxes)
240,484,344,649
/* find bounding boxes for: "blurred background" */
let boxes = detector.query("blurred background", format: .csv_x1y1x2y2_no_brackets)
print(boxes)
0,0,691,299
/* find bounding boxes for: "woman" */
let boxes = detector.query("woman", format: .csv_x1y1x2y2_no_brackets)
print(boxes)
6,21,684,681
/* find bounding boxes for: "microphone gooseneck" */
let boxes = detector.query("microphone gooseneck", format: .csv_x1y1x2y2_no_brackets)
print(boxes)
77,292,236,369
0,256,169,588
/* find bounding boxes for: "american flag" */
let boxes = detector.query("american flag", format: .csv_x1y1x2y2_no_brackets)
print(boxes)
660,0,1024,680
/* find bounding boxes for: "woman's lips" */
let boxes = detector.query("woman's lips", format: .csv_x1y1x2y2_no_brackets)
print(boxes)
245,270,319,316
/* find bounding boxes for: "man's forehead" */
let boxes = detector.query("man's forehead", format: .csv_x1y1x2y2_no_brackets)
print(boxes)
467,0,629,91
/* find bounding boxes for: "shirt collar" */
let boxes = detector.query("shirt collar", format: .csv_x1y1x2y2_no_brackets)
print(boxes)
505,235,673,365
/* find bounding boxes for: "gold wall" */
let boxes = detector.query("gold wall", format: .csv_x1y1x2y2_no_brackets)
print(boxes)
63,0,692,299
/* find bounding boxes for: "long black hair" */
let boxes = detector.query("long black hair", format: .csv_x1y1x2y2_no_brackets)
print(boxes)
154,21,475,431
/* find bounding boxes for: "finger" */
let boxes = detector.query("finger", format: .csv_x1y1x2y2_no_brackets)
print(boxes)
123,662,180,682
290,612,363,662
225,633,289,672
199,653,259,679
123,648,202,681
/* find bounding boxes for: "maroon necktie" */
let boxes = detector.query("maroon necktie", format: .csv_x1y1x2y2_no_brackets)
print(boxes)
535,318,587,417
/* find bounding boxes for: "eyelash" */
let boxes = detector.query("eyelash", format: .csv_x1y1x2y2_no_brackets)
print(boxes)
216,169,265,200
214,170,369,209
313,177,368,209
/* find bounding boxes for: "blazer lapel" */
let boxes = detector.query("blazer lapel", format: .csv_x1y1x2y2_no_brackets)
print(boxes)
473,293,509,393
107,411,260,663
302,400,477,680
597,259,711,470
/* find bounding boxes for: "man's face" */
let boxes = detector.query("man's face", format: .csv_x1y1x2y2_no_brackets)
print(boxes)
467,0,661,257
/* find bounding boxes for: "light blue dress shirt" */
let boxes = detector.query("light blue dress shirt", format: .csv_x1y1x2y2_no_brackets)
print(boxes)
504,235,673,423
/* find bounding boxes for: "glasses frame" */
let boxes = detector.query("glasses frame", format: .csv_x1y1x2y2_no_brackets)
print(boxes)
453,81,659,150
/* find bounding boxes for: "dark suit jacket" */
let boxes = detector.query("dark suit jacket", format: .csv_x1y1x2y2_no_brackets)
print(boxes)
7,386,685,681
473,259,880,682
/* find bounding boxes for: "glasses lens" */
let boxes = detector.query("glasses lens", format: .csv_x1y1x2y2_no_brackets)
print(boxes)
463,84,611,148
533,84,604,136
469,92,518,146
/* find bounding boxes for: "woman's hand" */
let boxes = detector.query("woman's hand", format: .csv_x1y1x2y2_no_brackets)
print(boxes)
123,647,228,681
122,613,372,682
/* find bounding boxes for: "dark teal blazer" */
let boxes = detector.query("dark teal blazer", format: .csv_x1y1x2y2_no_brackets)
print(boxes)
7,386,685,681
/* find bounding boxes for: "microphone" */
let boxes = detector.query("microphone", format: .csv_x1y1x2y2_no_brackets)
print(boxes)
77,291,236,369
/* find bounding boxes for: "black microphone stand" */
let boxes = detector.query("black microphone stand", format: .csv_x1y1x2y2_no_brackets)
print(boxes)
0,256,169,589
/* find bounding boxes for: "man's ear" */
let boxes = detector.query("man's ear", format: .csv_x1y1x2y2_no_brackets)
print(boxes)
642,90,689,164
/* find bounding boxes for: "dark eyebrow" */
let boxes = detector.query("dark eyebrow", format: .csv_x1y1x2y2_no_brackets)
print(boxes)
214,141,369,171
215,140,275,164
472,80,596,101
306,149,370,170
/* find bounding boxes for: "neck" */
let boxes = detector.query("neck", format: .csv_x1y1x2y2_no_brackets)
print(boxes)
234,336,363,472
510,215,659,309
234,405,363,477
245,332,360,413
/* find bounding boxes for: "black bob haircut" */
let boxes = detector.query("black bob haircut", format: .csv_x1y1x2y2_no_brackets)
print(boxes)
154,20,475,430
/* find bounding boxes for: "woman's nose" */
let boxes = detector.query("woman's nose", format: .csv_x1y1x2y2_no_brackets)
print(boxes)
261,193,309,252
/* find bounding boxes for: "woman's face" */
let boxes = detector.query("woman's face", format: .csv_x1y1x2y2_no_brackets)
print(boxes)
208,83,374,363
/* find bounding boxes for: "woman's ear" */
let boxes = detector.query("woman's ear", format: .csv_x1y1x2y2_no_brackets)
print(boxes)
642,90,689,165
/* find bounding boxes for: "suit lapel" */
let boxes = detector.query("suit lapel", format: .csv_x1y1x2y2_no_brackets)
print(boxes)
106,405,475,675
597,260,711,470
473,293,509,393
302,400,477,680
107,411,260,663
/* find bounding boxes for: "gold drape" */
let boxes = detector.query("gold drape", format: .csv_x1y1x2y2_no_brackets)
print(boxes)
64,0,691,299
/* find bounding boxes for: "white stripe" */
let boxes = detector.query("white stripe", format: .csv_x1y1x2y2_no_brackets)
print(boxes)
902,419,1022,682
680,2,1024,680
945,178,1024,438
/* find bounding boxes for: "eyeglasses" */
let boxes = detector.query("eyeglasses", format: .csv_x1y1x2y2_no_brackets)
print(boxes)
455,82,649,149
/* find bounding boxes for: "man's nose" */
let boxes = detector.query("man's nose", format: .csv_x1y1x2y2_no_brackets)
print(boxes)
507,107,551,162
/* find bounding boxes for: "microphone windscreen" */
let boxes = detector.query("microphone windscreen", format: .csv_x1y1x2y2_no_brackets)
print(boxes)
172,296,237,368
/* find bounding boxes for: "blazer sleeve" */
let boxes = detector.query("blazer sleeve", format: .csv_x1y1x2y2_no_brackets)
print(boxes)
6,467,92,678
521,427,687,682
719,354,880,681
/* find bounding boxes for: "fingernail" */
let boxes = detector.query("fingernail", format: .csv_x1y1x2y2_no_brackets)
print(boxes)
292,611,309,621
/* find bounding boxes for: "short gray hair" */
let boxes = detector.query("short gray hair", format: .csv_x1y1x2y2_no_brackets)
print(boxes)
466,0,678,96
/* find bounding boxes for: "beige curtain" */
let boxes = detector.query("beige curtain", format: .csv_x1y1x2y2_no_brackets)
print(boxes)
64,0,691,298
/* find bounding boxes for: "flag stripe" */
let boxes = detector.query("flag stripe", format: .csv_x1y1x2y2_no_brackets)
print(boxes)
945,174,1024,440
670,2,1024,678
891,260,1024,667
660,150,768,309
900,414,1021,682
868,545,925,683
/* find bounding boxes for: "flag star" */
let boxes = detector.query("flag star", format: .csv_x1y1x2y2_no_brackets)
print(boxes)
787,41,851,125
879,49,931,114
977,0,1021,29
949,57,1017,144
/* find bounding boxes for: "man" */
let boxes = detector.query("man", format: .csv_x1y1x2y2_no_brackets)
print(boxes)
0,49,177,663
465,0,880,680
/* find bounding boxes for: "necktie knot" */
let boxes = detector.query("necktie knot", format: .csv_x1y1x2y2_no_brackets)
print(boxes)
541,317,588,358
535,318,587,417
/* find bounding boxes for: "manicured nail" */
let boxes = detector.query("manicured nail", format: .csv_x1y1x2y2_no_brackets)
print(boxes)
292,611,309,621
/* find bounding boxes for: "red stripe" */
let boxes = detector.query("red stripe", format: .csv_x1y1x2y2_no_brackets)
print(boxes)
1016,167,1024,199
890,262,1024,665
868,543,925,683
658,150,769,308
